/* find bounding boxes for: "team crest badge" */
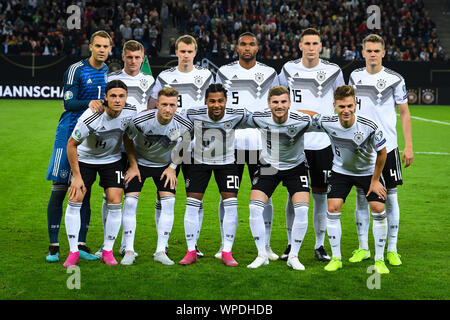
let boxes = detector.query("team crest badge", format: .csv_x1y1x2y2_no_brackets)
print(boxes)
255,73,264,83
316,71,326,82
60,169,69,179
64,91,73,100
376,79,386,90
287,125,297,136
121,118,130,130
194,76,203,86
140,78,149,90
353,131,364,144
224,121,233,130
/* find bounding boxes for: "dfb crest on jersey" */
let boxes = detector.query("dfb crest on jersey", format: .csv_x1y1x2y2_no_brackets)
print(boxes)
287,125,297,136
255,72,265,83
316,71,326,82
376,79,386,90
140,78,149,90
121,118,130,130
168,128,179,140
224,121,233,130
194,76,203,86
353,131,364,144
60,169,69,179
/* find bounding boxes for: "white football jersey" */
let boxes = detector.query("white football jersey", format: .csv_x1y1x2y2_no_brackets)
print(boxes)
279,58,345,150
71,105,137,164
184,105,249,165
108,69,155,112
151,65,214,111
312,114,386,176
349,67,408,153
127,109,193,167
216,61,280,150
245,110,311,171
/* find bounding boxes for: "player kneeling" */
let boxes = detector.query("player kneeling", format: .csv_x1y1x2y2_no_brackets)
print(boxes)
308,85,390,274
62,80,137,267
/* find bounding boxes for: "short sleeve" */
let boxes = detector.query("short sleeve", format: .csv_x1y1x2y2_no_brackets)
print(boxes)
393,77,408,105
372,127,387,151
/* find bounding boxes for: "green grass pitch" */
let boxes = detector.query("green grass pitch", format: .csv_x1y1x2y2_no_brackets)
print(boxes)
0,100,449,300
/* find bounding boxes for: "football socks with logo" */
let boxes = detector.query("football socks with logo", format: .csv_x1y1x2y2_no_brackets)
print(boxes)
290,202,309,258
222,197,238,252
184,197,202,251
312,192,327,250
122,194,139,252
47,184,68,244
372,211,388,261
326,211,342,260
65,201,82,253
249,200,267,256
103,203,122,251
386,188,400,252
156,196,175,253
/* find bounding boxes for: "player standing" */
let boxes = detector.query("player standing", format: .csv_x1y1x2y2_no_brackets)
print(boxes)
45,31,112,262
244,86,313,270
278,28,345,262
96,40,155,258
120,88,193,266
62,80,137,267
348,34,413,266
215,32,280,260
308,85,390,274
178,84,249,267
149,35,214,257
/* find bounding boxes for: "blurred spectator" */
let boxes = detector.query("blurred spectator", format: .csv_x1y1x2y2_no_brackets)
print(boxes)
0,0,446,62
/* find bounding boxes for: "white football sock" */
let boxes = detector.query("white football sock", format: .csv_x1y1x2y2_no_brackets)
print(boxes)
154,199,161,232
249,200,267,256
222,198,238,252
263,197,274,247
103,203,122,251
312,192,327,249
355,187,370,250
196,201,204,245
156,196,175,253
372,211,388,261
65,201,82,253
218,197,225,246
285,194,295,245
101,193,108,238
326,211,342,260
184,197,202,251
386,189,400,252
289,202,309,258
122,195,138,252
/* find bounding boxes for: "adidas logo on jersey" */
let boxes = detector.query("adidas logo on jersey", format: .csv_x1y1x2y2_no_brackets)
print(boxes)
87,78,92,84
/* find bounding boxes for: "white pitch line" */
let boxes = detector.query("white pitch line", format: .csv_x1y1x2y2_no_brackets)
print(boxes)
397,113,450,126
413,152,450,155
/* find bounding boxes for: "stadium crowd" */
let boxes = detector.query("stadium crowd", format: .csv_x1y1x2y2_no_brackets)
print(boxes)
0,0,447,62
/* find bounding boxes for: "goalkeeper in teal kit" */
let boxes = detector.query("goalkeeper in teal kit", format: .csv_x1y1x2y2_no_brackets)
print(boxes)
45,31,112,262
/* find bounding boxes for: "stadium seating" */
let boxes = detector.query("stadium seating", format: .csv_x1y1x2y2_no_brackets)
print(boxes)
0,0,446,61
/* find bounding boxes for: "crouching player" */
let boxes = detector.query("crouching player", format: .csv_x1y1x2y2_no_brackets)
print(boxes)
309,85,390,274
121,87,193,266
63,80,137,267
